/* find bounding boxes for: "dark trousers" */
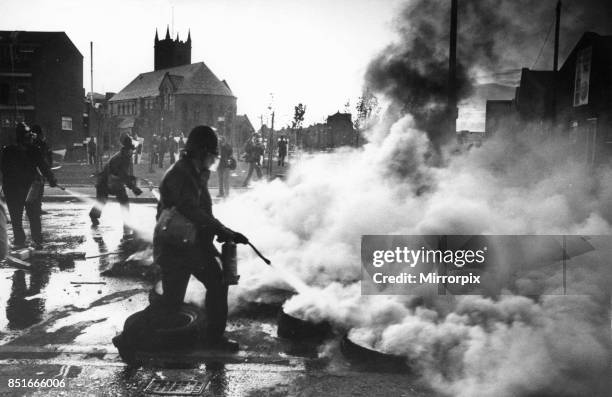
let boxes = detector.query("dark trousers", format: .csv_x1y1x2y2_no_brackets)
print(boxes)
161,260,228,341
149,152,157,172
217,167,230,197
158,152,165,168
5,181,43,245
88,152,96,165
89,184,130,221
242,162,262,186
278,154,286,167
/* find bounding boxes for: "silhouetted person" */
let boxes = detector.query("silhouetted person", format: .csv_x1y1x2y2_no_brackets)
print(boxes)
149,134,159,173
155,125,248,351
217,135,233,198
133,133,142,164
87,138,97,165
168,135,178,164
278,136,288,167
242,134,264,187
1,124,58,249
89,135,142,232
158,135,167,169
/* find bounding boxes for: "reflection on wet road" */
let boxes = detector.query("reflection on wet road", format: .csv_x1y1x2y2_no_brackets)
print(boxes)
0,202,434,396
0,202,156,344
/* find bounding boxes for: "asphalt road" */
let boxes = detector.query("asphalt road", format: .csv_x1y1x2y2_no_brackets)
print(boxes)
0,202,436,396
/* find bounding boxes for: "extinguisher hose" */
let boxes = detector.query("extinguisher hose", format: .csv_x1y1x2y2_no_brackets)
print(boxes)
248,242,271,265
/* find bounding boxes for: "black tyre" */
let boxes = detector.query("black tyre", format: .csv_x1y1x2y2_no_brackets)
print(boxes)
340,333,410,373
277,309,332,341
153,304,205,349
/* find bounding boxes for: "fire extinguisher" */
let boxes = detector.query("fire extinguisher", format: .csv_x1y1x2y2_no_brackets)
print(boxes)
221,242,240,285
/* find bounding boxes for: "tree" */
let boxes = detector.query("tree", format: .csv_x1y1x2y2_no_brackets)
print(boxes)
292,103,306,148
354,90,379,145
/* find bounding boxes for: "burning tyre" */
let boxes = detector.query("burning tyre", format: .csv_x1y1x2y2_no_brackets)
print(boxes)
277,307,332,341
340,332,410,373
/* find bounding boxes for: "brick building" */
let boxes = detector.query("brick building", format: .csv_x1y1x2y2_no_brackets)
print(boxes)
0,31,83,149
485,32,612,164
326,112,356,148
109,30,237,146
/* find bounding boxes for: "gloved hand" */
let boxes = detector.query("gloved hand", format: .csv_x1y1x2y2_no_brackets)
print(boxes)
232,232,249,245
132,187,143,196
216,227,234,243
48,178,58,188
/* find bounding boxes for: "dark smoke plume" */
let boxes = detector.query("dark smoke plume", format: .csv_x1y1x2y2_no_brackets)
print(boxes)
366,0,612,145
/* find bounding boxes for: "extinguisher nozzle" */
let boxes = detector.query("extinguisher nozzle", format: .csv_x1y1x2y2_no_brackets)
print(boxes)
248,242,272,266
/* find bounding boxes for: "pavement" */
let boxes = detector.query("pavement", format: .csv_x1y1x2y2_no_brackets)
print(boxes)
0,202,437,396
47,158,285,203
42,185,249,203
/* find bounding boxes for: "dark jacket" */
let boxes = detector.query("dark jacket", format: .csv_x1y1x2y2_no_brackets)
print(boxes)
278,139,288,156
87,139,96,154
98,149,136,190
244,140,263,163
168,138,178,153
219,142,233,169
33,138,53,167
154,155,232,267
1,143,56,188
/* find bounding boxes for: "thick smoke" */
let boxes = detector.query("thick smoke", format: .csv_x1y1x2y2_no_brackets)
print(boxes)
206,112,612,396
365,0,612,145
175,2,612,395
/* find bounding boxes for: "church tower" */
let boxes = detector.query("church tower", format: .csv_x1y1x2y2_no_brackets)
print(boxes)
154,27,191,71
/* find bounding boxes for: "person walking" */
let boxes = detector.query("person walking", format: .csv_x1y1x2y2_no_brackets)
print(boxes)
133,133,141,165
149,134,159,173
217,135,233,198
168,135,178,165
158,134,167,169
154,125,248,351
278,136,288,167
87,137,97,165
1,123,58,249
242,134,263,187
89,135,143,231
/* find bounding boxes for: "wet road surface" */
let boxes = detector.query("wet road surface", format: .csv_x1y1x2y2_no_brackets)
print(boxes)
0,202,436,396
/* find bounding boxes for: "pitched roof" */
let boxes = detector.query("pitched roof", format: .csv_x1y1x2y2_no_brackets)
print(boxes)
0,31,82,58
110,62,234,102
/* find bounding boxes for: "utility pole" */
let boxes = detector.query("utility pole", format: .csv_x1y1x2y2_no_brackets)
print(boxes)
90,41,100,169
267,111,275,177
553,1,561,72
448,0,458,138
552,1,561,129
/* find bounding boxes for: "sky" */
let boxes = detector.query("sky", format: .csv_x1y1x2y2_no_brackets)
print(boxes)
1,0,405,127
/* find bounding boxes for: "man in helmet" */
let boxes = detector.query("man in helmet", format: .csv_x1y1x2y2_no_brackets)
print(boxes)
1,123,58,249
154,125,248,351
89,134,143,229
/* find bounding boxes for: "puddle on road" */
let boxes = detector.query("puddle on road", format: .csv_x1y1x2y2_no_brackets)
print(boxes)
0,202,157,344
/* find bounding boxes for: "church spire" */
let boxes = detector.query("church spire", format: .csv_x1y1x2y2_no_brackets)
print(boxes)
187,29,191,43
176,32,180,41
165,25,170,40
155,28,159,42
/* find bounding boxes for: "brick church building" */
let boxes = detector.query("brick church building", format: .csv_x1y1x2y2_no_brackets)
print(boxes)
109,28,238,145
